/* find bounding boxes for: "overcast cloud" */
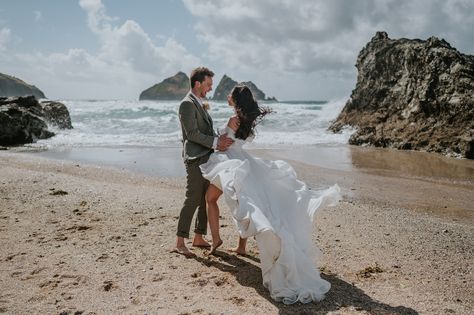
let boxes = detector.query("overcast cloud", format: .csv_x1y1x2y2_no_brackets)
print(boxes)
0,27,10,51
0,0,472,100
0,0,200,99
183,0,474,99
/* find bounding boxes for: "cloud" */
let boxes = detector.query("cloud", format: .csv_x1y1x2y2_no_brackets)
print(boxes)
85,3,199,77
2,1,473,100
182,0,474,99
0,27,10,51
34,10,42,21
79,0,116,35
184,0,474,75
0,0,200,99
78,0,199,76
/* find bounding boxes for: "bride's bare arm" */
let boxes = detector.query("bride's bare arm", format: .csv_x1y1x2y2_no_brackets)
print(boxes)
227,116,240,132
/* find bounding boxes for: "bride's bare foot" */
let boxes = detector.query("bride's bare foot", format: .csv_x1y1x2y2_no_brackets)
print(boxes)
228,237,248,255
210,239,223,255
228,247,247,256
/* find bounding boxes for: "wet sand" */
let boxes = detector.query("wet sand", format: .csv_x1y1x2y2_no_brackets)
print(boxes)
257,146,474,221
0,147,473,314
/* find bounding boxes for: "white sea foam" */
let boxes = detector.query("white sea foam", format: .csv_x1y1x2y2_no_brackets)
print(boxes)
34,98,352,148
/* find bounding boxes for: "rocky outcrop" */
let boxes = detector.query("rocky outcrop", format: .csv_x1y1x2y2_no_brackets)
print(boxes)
0,72,46,99
139,72,190,100
213,75,275,101
41,101,73,129
212,75,238,100
0,96,72,146
240,81,266,100
330,32,474,159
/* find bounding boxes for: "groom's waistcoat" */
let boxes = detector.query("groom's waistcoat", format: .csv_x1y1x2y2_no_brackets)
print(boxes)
178,93,216,161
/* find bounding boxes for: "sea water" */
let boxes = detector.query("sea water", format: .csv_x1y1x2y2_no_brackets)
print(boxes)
32,99,352,149
29,99,354,176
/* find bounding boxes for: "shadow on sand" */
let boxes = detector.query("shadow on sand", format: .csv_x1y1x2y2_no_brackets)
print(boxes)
194,251,418,315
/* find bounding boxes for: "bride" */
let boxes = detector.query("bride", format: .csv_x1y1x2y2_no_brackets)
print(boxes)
200,84,341,304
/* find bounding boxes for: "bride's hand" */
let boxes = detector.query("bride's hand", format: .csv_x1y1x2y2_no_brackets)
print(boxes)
228,116,240,131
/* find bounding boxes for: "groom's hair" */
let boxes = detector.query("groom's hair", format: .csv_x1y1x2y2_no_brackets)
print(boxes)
190,67,214,88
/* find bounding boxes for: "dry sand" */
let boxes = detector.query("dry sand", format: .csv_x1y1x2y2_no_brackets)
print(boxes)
0,150,473,314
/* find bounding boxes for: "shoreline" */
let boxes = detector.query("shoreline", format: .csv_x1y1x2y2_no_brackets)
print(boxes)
17,143,474,220
12,142,474,181
1,148,473,314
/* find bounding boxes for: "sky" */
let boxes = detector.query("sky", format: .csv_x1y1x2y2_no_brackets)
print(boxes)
0,0,473,101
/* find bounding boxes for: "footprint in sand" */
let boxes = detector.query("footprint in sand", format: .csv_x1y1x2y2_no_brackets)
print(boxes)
72,209,82,216
54,234,68,241
356,263,384,279
96,253,109,262
65,225,92,232
102,280,117,291
152,274,164,282
58,310,84,315
214,275,231,287
189,278,208,287
49,189,68,196
38,279,61,290
22,267,48,280
4,252,27,262
58,274,88,288
227,296,245,306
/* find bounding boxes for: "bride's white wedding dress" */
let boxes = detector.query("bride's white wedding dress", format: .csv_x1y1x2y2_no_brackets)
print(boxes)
200,126,341,304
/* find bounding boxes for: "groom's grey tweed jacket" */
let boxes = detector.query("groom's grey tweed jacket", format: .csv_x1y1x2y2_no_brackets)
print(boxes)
178,93,216,161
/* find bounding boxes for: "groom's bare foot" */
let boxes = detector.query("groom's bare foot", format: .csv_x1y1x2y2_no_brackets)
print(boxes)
171,246,196,258
210,239,223,255
192,234,211,248
192,241,211,248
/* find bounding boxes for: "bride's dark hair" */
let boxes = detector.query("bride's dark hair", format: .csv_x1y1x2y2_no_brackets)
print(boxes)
231,84,273,140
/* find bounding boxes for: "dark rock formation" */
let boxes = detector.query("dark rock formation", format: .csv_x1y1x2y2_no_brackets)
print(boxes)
0,72,46,99
330,32,474,159
213,74,274,101
139,72,190,100
0,96,53,145
212,75,238,100
41,101,73,129
241,81,266,100
0,96,72,146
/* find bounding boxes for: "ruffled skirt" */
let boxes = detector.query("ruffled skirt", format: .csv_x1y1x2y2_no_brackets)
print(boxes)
200,148,340,304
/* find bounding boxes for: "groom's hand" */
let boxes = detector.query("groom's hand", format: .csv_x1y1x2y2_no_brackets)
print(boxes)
217,133,234,151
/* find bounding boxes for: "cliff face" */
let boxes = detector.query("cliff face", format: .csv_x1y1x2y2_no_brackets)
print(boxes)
213,75,269,101
330,32,474,159
0,73,45,99
139,72,190,100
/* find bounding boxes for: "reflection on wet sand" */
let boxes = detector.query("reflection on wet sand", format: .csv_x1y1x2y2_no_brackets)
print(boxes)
28,144,473,220
254,145,474,221
349,146,474,184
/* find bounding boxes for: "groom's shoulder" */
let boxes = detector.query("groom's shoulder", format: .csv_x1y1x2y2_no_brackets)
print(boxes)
180,93,192,104
179,95,195,112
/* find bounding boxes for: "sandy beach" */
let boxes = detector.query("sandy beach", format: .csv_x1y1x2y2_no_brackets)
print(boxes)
0,147,473,314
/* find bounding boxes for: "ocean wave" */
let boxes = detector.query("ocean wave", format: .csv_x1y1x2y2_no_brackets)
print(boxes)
34,99,351,148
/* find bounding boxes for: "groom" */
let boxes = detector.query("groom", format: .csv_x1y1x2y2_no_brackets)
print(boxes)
173,66,234,257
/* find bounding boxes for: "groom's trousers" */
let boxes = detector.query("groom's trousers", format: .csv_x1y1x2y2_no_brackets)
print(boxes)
176,153,210,238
